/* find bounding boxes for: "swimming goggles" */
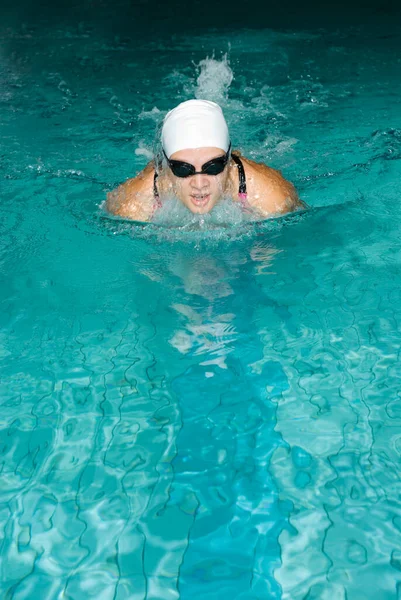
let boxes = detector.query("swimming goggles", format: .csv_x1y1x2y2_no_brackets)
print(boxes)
164,144,231,178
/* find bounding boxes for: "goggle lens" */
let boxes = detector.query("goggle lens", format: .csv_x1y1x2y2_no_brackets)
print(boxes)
164,145,231,178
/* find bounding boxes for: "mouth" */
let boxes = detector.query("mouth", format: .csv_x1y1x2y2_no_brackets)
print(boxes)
190,193,211,207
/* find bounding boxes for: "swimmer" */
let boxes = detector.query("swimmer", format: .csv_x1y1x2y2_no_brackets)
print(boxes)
106,99,304,221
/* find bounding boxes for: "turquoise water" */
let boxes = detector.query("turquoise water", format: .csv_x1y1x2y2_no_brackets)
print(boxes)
2,8,401,599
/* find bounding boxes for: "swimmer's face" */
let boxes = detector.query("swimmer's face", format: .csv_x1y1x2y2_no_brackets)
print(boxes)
166,147,230,214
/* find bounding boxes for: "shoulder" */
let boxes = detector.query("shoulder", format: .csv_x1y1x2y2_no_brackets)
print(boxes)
235,154,303,216
106,162,156,221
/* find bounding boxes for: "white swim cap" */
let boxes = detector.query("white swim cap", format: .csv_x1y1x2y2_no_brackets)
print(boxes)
161,99,230,158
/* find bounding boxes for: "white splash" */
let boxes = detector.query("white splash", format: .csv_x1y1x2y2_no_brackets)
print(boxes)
134,140,153,160
138,106,161,121
195,54,234,104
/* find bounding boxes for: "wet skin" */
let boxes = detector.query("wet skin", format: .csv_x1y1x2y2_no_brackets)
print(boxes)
106,147,304,221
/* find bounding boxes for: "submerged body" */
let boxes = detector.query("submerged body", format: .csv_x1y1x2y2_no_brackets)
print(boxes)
106,149,303,221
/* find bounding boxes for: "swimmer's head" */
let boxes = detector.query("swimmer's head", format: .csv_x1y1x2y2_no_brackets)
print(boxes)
161,100,231,214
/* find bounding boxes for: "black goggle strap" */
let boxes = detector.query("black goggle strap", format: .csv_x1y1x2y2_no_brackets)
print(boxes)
231,153,246,194
153,170,159,197
153,152,164,197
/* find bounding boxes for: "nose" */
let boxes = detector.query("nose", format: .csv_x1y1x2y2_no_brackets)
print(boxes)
190,173,209,190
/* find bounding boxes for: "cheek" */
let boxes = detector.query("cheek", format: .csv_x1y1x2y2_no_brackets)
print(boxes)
177,180,192,198
169,177,187,197
213,175,227,195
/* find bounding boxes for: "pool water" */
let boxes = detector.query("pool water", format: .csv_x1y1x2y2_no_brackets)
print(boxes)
2,5,401,599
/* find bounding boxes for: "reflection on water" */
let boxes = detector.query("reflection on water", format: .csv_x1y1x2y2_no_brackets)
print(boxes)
0,224,290,599
149,237,289,599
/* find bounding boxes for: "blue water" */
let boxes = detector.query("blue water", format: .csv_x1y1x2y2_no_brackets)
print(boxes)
2,8,401,599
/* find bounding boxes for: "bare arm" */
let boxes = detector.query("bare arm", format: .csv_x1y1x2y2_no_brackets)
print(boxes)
256,167,305,216
106,162,156,221
240,158,306,216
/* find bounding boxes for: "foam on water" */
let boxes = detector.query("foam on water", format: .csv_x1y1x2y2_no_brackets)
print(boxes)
98,197,309,245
